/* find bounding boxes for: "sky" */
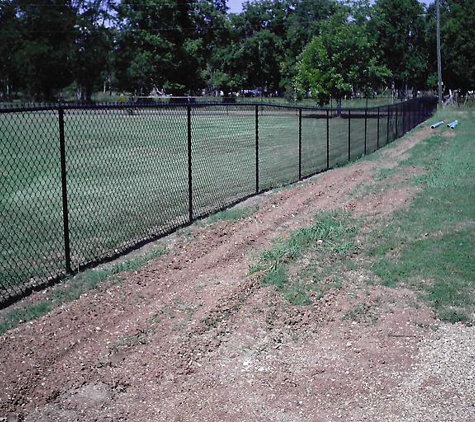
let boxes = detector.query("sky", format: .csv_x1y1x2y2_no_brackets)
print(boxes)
227,0,244,14
226,0,433,15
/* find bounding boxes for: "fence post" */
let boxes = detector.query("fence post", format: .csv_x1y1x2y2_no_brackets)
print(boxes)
326,109,330,169
58,107,71,274
255,104,259,193
348,109,351,162
387,105,390,144
395,103,399,138
377,107,380,149
187,105,193,222
298,108,302,180
411,101,414,129
402,102,407,133
364,108,368,155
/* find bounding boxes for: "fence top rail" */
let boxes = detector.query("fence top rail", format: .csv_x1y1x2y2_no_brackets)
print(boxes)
0,97,437,114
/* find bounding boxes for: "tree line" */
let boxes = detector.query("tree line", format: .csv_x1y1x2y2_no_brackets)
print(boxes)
0,0,473,103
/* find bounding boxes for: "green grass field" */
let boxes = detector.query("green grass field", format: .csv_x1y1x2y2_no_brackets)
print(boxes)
0,103,403,301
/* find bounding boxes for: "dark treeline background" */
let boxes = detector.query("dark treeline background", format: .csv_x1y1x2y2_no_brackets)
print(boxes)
0,0,473,103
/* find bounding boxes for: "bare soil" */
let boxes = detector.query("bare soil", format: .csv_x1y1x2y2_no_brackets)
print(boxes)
1,126,474,421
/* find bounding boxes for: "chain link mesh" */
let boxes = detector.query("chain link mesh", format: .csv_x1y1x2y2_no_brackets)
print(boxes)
64,106,190,268
0,98,437,306
328,110,348,167
259,105,300,190
301,109,327,178
191,105,256,218
366,109,379,154
348,110,366,161
1,109,65,303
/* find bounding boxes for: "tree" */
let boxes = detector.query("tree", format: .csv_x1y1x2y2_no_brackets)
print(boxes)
371,0,427,95
115,0,233,95
13,0,78,101
284,0,338,55
230,0,295,95
280,0,342,98
0,0,21,99
73,0,114,101
426,0,475,91
193,0,234,94
296,13,391,107
115,0,202,95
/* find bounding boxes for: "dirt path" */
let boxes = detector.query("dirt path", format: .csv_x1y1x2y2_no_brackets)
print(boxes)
1,127,474,422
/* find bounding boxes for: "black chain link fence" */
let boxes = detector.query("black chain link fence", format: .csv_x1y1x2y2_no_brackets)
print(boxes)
0,98,437,307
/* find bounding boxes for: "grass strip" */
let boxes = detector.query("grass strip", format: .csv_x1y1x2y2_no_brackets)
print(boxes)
370,109,475,323
0,247,166,335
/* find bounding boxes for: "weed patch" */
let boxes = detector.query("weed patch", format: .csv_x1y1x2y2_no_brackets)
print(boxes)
206,205,258,224
252,210,358,305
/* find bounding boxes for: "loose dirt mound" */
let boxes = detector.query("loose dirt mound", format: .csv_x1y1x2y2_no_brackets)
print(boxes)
1,126,473,421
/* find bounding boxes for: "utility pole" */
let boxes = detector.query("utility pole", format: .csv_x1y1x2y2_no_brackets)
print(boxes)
436,0,443,104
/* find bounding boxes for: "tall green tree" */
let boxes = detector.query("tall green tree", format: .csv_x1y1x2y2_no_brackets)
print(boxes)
280,0,341,99
426,0,475,91
371,0,427,94
116,0,231,96
14,0,78,100
231,0,294,94
193,0,234,94
285,0,338,55
0,0,21,99
73,0,114,101
296,12,391,107
116,0,207,95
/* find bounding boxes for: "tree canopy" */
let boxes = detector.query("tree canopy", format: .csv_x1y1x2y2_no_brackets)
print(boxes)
0,0,473,102
296,11,391,105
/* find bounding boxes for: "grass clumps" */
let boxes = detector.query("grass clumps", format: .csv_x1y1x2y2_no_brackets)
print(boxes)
251,210,358,305
206,205,258,224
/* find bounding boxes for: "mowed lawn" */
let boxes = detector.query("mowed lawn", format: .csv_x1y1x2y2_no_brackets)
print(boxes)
0,105,384,297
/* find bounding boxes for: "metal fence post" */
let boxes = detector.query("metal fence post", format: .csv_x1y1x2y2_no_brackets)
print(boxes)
298,108,302,180
387,105,390,144
364,108,368,155
326,109,330,169
255,104,259,193
409,101,416,129
402,102,411,133
395,103,399,137
187,105,193,222
348,109,351,162
377,107,380,149
58,107,71,274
